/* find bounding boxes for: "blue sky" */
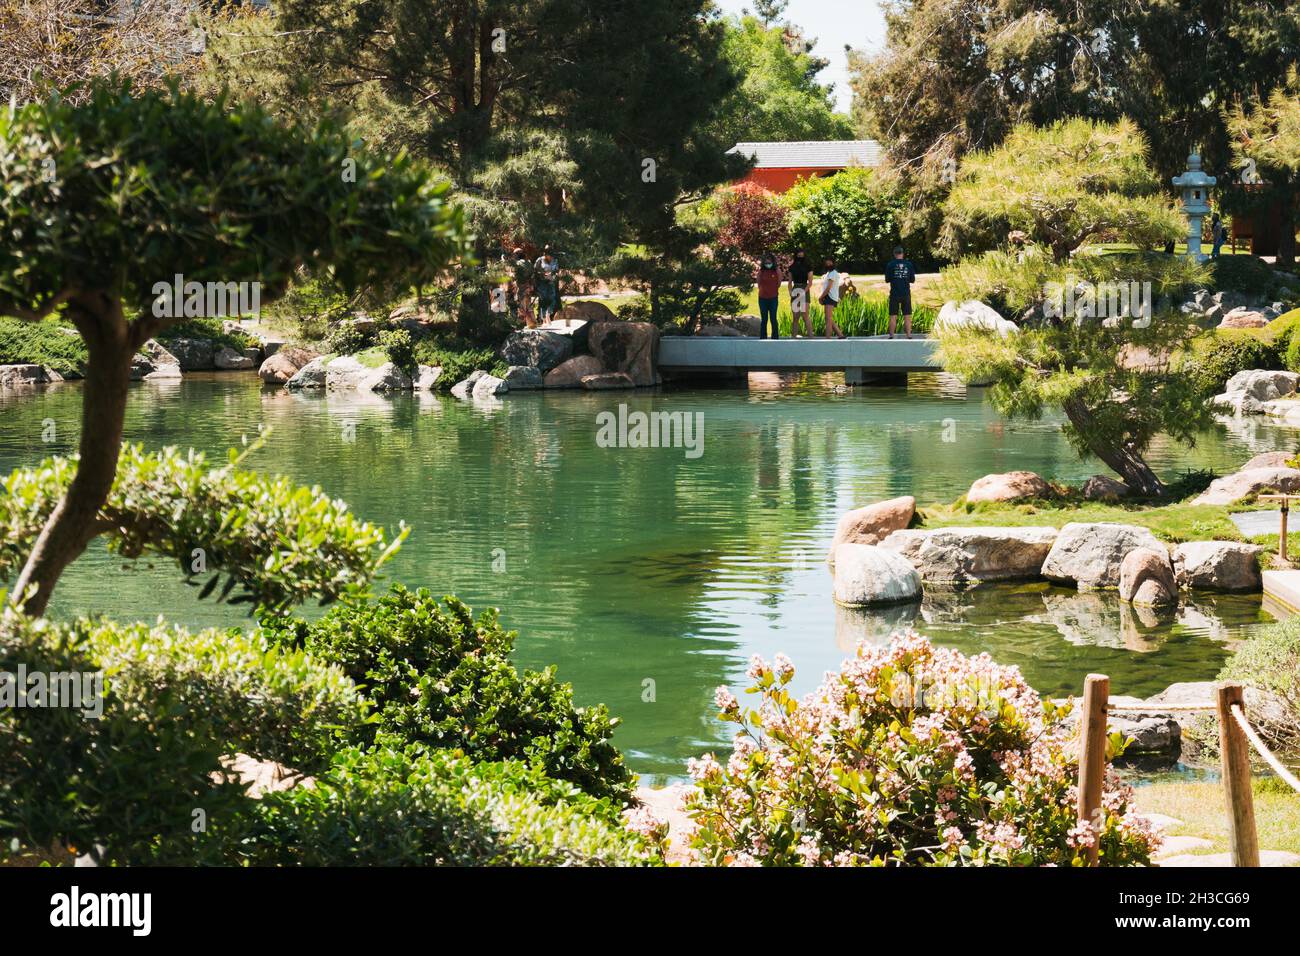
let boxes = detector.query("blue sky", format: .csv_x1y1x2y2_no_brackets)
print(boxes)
713,0,887,113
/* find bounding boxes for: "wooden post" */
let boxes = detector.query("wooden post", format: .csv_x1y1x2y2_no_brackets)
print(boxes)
1217,682,1260,867
1076,674,1110,866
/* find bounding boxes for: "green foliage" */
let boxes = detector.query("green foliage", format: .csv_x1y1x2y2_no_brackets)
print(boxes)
259,586,634,802
942,118,1182,262
0,76,469,325
0,444,406,615
156,318,256,352
613,239,751,332
1220,617,1300,760
243,740,658,866
775,293,936,337
686,635,1158,865
324,322,372,357
1177,330,1284,399
714,14,854,144
1210,256,1297,301
783,168,905,270
0,612,367,865
377,328,417,373
413,341,504,391
0,317,87,376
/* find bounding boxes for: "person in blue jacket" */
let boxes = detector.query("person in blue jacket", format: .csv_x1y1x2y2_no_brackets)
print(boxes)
884,246,917,339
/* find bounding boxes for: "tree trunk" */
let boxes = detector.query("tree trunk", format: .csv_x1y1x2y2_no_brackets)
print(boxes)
1277,176,1296,269
10,296,134,617
1062,397,1165,497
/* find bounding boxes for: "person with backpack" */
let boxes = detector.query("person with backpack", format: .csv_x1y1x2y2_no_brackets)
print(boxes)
1211,214,1227,259
884,246,917,339
534,245,561,322
756,251,783,339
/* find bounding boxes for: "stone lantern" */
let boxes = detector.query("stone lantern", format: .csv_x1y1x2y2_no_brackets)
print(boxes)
1172,153,1216,262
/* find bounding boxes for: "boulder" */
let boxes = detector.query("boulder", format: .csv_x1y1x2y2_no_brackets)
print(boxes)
544,354,605,389
1223,369,1300,402
214,346,255,370
826,496,916,563
934,300,1018,336
1219,307,1270,329
286,356,328,390
500,329,573,373
1193,466,1300,505
450,370,488,399
581,372,636,390
359,362,413,392
1109,715,1181,761
413,365,442,391
535,320,591,354
324,355,370,391
471,373,508,399
259,346,318,385
1118,547,1177,607
696,323,746,337
1242,450,1294,471
880,526,1058,584
1172,541,1263,592
164,337,215,371
0,364,47,388
1082,474,1131,501
503,365,544,390
831,544,922,607
965,470,1053,504
555,300,616,325
1040,523,1167,589
588,321,660,387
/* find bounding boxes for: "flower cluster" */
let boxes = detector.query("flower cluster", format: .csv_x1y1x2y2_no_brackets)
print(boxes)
684,632,1161,867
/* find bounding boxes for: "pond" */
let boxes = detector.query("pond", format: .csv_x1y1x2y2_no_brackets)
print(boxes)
0,372,1291,781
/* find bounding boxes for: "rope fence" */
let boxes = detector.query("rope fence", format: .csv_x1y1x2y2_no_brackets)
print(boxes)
1077,676,1299,869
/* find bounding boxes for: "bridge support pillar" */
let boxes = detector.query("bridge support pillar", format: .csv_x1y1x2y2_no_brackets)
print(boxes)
844,368,907,387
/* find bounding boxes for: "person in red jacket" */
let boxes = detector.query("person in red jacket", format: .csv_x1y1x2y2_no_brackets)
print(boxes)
756,251,784,339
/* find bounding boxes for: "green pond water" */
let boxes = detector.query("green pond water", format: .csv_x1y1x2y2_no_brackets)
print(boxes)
1,372,1292,781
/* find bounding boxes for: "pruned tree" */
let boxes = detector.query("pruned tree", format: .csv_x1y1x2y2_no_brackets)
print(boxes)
0,77,468,616
935,119,1202,497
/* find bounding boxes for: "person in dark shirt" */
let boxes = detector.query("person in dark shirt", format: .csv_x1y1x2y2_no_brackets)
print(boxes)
787,249,813,337
884,246,917,339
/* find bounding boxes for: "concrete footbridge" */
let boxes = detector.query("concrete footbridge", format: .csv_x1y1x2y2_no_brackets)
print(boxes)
658,334,942,382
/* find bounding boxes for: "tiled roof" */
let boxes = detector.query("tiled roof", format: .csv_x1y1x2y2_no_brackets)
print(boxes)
727,140,884,169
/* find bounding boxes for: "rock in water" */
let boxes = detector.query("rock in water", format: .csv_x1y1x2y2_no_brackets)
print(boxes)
471,373,509,399
450,370,488,399
503,365,544,390
831,544,922,607
1040,523,1166,589
1118,548,1177,607
214,346,255,370
588,321,660,387
826,496,916,563
360,362,413,392
965,470,1053,503
286,356,328,389
499,330,573,373
1172,541,1263,592
164,337,216,371
413,365,442,391
0,364,48,388
581,372,635,390
879,526,1058,584
543,355,604,389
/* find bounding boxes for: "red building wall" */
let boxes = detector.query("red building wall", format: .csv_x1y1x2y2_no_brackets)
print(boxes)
738,167,842,193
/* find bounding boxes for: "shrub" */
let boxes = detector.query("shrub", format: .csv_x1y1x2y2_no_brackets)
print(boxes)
324,322,373,356
377,327,417,373
1209,255,1286,298
1220,617,1300,760
413,342,503,390
155,318,256,351
685,633,1160,866
716,183,789,260
0,317,88,376
259,586,634,802
783,168,904,270
0,613,367,866
243,740,661,866
1178,330,1283,399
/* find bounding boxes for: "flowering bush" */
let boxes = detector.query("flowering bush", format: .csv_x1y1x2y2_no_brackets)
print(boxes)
685,633,1161,866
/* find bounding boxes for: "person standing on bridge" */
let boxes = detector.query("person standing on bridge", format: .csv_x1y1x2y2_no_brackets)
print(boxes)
788,248,813,337
885,245,916,339
819,257,844,339
756,251,783,339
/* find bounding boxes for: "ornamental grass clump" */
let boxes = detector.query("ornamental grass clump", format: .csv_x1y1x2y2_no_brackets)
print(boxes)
685,633,1161,866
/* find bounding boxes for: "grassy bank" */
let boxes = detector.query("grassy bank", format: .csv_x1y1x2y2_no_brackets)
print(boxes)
1137,777,1300,859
